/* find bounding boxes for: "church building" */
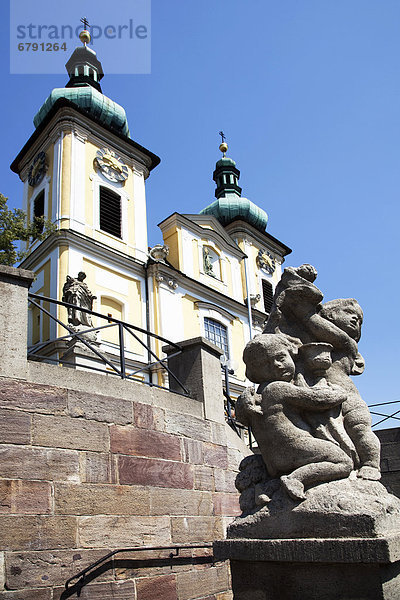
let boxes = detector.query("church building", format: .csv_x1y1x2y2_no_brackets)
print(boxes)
11,31,291,400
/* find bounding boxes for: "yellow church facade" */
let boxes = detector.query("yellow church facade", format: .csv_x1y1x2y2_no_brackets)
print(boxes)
11,38,291,399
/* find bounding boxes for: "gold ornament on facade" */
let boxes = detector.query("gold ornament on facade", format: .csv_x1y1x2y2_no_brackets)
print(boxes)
94,148,129,183
28,151,47,187
256,249,276,275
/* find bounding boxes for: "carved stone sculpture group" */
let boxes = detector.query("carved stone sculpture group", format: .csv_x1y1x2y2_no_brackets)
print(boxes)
236,264,381,506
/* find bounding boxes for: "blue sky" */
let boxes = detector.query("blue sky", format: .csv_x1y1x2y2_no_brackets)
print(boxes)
1,1,399,427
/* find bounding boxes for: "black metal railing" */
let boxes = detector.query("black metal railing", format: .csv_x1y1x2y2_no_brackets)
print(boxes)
369,400,400,429
28,293,189,395
222,364,253,449
62,543,214,598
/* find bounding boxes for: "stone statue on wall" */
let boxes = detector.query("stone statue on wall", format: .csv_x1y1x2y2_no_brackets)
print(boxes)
62,272,97,328
231,264,397,539
203,247,215,277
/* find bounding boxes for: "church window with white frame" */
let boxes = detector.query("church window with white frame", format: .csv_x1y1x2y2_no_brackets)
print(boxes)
204,317,229,358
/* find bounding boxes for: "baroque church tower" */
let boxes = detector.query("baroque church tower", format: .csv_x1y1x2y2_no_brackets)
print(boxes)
11,29,159,364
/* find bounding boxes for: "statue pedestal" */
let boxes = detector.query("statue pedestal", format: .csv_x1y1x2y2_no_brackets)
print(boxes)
216,477,400,599
214,536,400,600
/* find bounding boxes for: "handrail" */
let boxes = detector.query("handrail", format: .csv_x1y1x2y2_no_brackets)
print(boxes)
369,399,400,429
65,543,214,591
27,293,190,395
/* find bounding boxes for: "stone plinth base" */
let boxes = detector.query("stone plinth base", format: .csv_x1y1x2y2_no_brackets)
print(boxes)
214,536,400,600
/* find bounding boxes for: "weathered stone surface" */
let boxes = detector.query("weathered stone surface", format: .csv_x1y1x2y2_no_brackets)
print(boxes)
214,469,237,493
0,552,5,590
182,438,204,465
32,414,109,452
163,337,225,424
5,549,112,589
67,390,133,424
0,589,52,599
0,267,33,379
211,423,227,446
194,465,215,492
239,266,381,511
150,488,212,516
0,446,79,482
54,483,150,515
136,573,176,600
176,565,229,600
377,429,400,444
228,476,400,540
118,456,194,489
53,580,135,599
79,452,114,483
227,447,243,471
214,535,400,564
78,515,170,548
0,480,51,514
213,493,241,517
171,516,223,543
165,412,212,443
134,402,164,431
0,516,76,550
0,379,67,414
0,409,31,445
203,444,228,469
224,553,400,600
110,426,181,461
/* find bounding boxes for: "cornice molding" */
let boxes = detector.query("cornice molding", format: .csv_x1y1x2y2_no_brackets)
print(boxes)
224,219,291,258
158,212,246,260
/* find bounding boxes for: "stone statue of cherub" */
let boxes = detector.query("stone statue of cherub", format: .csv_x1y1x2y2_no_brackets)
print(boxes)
236,264,381,505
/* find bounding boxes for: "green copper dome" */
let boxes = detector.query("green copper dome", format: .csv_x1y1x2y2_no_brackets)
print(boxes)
200,196,268,232
33,86,130,137
200,144,268,231
215,156,236,168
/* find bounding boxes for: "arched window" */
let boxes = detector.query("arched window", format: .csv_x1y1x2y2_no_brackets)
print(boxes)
99,186,122,238
204,317,229,358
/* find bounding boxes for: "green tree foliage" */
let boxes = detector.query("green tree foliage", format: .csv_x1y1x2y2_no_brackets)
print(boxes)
0,193,56,266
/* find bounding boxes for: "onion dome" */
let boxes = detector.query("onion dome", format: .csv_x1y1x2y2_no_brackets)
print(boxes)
33,28,130,138
200,138,268,232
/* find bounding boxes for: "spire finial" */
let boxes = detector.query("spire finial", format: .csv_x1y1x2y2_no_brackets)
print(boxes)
219,131,228,157
79,17,91,46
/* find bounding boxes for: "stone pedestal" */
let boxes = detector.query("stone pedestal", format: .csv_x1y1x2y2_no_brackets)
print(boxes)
0,265,34,378
215,477,400,599
163,336,225,424
214,536,400,600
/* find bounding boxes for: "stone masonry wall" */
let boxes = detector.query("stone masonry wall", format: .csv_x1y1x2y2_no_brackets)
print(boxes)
376,428,400,498
0,364,247,600
0,265,249,600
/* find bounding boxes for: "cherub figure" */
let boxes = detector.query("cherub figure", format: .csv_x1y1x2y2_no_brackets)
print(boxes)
264,264,380,481
237,334,353,501
320,299,380,480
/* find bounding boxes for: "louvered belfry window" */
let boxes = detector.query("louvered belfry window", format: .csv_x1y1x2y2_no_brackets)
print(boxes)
99,186,122,238
33,190,45,236
262,279,274,314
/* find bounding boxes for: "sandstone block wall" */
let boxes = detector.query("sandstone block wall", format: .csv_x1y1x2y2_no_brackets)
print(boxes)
0,363,247,600
0,265,251,599
376,428,400,498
